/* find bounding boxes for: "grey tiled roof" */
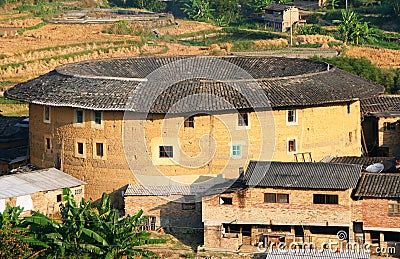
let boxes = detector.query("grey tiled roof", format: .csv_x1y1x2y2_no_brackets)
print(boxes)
354,173,400,198
5,56,384,113
360,95,400,116
326,156,399,172
328,156,392,166
265,2,293,11
124,184,213,196
244,161,362,190
0,167,86,199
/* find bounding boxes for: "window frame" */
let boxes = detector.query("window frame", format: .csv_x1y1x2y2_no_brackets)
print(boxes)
388,200,400,216
77,142,84,155
182,203,196,210
313,194,339,205
286,109,297,125
94,111,102,125
184,116,195,128
220,197,233,205
384,122,396,131
159,146,173,158
288,139,296,153
45,137,51,150
238,112,249,127
231,144,242,158
96,143,104,157
264,193,289,204
56,194,62,202
75,110,84,124
44,106,51,123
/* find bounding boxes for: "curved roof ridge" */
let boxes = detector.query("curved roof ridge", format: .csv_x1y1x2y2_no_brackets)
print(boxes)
5,56,384,113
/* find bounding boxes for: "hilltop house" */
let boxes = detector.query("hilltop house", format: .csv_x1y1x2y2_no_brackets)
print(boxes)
255,3,302,32
4,56,383,203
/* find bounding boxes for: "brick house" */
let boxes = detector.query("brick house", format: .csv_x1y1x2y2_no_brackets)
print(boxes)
353,172,400,252
0,166,85,216
202,161,362,251
361,95,400,157
4,56,384,203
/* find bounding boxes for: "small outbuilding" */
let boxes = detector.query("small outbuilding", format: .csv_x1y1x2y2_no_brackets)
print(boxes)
0,166,86,216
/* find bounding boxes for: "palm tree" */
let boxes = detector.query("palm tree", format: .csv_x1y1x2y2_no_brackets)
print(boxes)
338,9,375,45
338,9,358,44
23,188,162,258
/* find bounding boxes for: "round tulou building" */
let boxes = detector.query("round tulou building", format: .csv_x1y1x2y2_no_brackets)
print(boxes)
5,56,384,202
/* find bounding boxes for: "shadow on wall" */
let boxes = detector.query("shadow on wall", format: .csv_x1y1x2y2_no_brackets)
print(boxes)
154,201,204,250
92,185,127,213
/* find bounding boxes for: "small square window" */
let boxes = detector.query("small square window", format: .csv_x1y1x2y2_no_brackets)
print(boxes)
238,112,248,126
75,189,83,195
44,106,50,122
313,194,338,204
264,193,276,203
264,193,289,204
94,111,102,125
159,146,173,158
182,203,196,210
288,139,296,152
231,144,242,158
277,194,289,204
220,197,232,205
96,143,104,157
76,110,84,123
384,122,396,131
46,138,51,150
388,200,400,216
56,194,62,202
77,142,84,155
184,116,195,128
287,109,296,123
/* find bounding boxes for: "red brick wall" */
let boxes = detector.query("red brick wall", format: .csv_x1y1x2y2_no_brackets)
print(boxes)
203,188,354,226
361,198,400,229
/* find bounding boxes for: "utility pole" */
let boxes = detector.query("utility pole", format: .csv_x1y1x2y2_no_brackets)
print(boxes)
290,7,293,46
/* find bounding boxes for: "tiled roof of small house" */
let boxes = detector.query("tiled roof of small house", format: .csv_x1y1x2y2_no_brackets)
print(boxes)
244,161,361,190
328,156,392,165
354,173,400,198
264,2,293,11
124,184,213,196
360,95,400,116
324,156,399,172
0,167,86,199
5,56,384,113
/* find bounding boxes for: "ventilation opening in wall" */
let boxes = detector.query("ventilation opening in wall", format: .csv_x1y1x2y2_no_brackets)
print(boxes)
56,194,62,202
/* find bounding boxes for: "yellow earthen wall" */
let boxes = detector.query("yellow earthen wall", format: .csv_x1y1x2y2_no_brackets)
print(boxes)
29,101,361,201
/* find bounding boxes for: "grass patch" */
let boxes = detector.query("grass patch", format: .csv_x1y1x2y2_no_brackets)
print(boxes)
17,21,47,34
178,27,284,48
0,96,25,104
312,56,400,93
